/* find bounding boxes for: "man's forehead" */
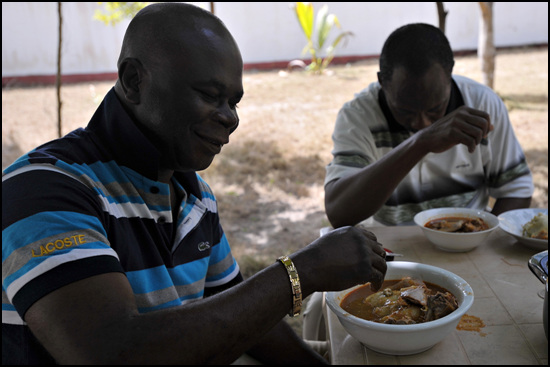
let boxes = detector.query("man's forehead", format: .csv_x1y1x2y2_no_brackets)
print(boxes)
387,67,450,109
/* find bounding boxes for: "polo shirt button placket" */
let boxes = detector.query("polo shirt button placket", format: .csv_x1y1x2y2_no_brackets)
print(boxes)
149,186,166,223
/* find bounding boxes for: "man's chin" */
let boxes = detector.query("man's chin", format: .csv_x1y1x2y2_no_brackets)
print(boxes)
174,157,216,173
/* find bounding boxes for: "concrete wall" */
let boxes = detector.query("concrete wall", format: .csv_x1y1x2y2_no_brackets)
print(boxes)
2,2,548,80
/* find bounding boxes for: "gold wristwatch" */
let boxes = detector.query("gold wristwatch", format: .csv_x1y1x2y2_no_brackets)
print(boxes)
277,256,302,317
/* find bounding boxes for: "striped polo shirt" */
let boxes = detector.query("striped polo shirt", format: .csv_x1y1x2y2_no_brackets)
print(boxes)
2,88,240,363
325,75,534,225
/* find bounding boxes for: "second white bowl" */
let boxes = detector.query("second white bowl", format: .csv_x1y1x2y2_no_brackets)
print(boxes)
414,207,499,252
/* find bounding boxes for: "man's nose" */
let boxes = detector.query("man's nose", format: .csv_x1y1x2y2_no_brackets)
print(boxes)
411,113,432,131
216,104,239,130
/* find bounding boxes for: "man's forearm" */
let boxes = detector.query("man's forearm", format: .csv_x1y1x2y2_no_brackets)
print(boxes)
246,320,328,364
491,197,532,216
27,262,302,365
128,262,301,364
325,136,427,228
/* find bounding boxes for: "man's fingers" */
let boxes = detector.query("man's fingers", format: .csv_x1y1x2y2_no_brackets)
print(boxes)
355,225,385,258
484,123,494,138
355,224,378,242
368,251,387,292
465,107,492,137
353,224,387,290
368,269,385,292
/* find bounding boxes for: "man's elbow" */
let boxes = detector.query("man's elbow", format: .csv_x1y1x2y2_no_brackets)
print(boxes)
325,198,357,229
324,181,360,229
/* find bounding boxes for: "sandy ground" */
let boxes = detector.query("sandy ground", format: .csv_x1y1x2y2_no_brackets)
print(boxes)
2,46,548,334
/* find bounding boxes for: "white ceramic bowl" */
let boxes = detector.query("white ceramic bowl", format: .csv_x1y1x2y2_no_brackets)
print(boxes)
325,261,474,355
498,208,548,251
414,208,499,252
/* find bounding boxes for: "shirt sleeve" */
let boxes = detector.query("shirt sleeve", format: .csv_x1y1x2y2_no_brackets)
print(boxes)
2,167,123,321
459,76,534,199
325,85,386,186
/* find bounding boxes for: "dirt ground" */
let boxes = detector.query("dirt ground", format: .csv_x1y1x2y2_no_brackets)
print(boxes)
2,46,548,333
210,46,549,267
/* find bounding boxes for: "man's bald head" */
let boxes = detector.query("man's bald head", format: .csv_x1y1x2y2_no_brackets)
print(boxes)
113,2,244,173
117,3,236,73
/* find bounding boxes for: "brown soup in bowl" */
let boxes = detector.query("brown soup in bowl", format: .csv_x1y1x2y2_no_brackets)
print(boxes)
341,277,458,324
425,216,489,233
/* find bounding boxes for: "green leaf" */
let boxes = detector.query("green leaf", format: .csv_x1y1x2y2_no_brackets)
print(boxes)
294,2,314,41
291,2,352,74
330,31,354,50
94,2,151,26
300,41,313,57
315,5,330,49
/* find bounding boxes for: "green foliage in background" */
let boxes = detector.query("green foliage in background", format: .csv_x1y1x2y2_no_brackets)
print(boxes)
292,2,353,74
94,2,151,26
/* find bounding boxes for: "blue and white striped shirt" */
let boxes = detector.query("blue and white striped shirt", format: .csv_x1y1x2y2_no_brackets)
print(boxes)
2,88,239,363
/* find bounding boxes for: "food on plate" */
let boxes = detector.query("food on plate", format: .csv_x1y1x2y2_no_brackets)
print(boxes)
522,212,548,240
341,277,458,324
424,216,489,233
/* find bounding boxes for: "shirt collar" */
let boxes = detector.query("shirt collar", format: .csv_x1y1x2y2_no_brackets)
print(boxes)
86,88,202,198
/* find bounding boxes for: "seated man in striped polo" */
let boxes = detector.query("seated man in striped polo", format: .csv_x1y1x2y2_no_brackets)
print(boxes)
2,3,387,365
324,23,533,228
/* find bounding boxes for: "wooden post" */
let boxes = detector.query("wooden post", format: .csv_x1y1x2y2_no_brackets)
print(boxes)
56,2,63,138
478,2,495,89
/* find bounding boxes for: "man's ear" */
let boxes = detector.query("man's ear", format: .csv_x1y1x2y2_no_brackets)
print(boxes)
117,58,143,105
377,71,383,87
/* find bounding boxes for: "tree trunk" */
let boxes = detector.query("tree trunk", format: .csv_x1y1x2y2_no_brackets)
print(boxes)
56,2,63,138
478,2,495,89
436,2,448,33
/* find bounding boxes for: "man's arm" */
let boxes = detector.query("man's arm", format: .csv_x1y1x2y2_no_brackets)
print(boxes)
246,320,328,364
491,197,532,216
25,266,302,364
24,226,386,364
205,272,327,363
325,135,427,228
325,106,493,228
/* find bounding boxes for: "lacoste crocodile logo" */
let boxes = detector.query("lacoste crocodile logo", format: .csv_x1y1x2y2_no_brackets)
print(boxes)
197,241,211,251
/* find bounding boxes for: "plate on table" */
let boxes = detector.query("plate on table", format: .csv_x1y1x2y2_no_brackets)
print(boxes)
498,208,548,250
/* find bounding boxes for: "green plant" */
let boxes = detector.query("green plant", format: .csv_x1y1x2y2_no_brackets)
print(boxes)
292,2,353,74
94,2,151,26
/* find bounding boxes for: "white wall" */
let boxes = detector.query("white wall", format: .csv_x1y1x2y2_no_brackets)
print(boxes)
2,2,129,77
2,2,548,78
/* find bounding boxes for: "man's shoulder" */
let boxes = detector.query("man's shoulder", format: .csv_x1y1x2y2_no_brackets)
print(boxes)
453,75,499,100
453,74,508,117
333,81,389,134
344,82,381,109
338,82,384,123
2,130,114,192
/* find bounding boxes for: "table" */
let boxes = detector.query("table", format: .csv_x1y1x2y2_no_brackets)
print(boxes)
323,225,548,365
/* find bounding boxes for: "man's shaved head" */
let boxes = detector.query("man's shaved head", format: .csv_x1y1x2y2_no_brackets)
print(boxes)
113,2,243,174
117,3,236,73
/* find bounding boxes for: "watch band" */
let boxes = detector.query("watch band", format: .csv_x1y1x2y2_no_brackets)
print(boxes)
277,256,302,317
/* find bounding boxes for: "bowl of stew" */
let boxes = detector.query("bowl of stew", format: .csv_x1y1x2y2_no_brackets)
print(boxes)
325,261,474,355
414,207,499,252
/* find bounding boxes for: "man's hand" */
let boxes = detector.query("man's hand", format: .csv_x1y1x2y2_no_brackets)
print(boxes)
292,226,387,295
417,106,493,154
